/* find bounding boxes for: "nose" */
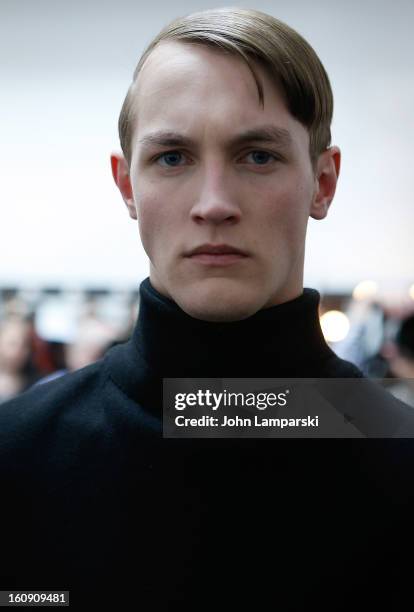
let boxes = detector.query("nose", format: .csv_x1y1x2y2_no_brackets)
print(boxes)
190,165,242,226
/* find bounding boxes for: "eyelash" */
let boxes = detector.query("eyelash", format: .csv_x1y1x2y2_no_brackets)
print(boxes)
152,149,282,168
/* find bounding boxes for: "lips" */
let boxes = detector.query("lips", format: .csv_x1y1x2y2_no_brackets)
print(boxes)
184,244,248,266
185,244,248,257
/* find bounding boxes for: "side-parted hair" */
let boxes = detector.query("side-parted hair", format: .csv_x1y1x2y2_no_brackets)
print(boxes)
118,6,333,167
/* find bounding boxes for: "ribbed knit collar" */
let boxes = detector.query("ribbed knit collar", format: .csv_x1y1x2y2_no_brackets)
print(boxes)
105,278,336,413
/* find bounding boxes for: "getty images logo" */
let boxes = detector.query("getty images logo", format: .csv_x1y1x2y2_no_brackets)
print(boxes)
174,388,289,411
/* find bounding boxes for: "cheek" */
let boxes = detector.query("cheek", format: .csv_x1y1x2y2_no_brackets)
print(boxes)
133,174,190,247
137,202,158,252
132,180,159,241
257,179,312,245
135,189,174,258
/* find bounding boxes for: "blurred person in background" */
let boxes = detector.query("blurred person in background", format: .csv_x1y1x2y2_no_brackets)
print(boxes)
32,292,128,385
34,318,121,385
64,318,121,372
0,316,39,403
385,313,414,406
332,298,388,375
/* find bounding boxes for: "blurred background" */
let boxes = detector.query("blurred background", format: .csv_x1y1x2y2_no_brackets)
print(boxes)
1,0,413,403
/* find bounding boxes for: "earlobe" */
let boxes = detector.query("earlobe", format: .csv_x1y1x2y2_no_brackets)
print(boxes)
310,199,329,221
310,146,340,221
110,153,137,220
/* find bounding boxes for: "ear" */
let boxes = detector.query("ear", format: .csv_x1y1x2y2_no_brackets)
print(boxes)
310,146,341,220
110,153,137,220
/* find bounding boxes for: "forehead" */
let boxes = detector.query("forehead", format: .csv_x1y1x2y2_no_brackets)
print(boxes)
131,41,309,152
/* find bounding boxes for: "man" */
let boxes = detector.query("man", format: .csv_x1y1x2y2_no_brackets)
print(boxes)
0,7,412,611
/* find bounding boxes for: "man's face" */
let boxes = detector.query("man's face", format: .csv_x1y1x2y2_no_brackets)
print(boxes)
121,41,335,321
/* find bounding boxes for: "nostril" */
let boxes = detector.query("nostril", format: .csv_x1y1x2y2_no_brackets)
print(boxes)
191,212,239,225
190,201,241,224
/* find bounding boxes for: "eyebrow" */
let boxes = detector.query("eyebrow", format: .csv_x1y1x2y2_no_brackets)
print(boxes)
137,125,293,150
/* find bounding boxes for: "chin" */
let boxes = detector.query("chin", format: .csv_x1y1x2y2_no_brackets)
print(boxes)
172,279,264,322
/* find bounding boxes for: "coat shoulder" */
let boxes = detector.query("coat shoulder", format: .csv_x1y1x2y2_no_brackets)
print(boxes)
0,361,105,459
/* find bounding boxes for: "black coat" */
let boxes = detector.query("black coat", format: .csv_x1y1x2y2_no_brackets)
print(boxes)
1,280,413,610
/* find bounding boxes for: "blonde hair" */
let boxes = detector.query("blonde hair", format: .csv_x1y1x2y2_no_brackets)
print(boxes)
119,7,333,167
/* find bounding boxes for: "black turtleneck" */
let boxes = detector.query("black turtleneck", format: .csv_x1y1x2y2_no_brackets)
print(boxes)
137,278,342,374
106,278,362,415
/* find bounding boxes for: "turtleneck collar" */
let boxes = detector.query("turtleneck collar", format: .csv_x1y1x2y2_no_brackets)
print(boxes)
105,278,337,412
136,278,333,376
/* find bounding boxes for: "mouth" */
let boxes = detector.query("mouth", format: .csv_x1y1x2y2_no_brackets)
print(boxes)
184,244,249,266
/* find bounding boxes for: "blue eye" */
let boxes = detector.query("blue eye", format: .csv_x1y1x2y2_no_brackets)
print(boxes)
153,149,278,168
156,151,184,167
246,151,275,165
